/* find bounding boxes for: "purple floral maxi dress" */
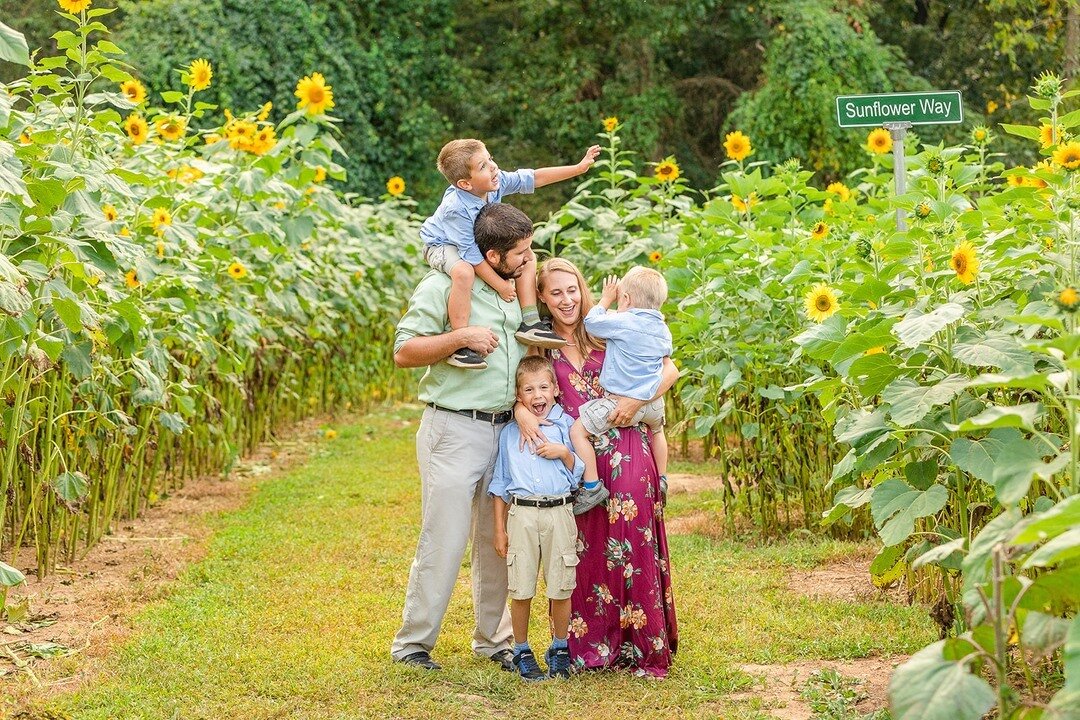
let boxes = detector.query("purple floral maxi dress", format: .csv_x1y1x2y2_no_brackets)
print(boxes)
551,348,678,677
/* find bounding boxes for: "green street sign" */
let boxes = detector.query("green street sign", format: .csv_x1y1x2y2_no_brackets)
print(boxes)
835,91,963,128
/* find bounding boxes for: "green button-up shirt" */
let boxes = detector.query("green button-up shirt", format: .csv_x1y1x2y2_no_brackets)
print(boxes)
395,270,523,412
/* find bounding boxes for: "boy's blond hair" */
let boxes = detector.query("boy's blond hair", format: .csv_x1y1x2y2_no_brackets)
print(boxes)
437,139,485,185
515,355,557,388
621,266,668,310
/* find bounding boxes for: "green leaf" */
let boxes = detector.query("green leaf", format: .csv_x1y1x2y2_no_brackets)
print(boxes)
793,314,847,361
52,471,89,509
963,509,1022,615
1000,123,1042,141
0,20,29,66
1059,107,1080,129
913,537,966,570
835,408,889,449
870,480,949,546
1012,496,1080,545
60,341,94,381
966,372,1049,391
0,560,25,587
1022,529,1080,569
51,296,83,333
990,435,1067,506
950,430,1013,485
160,90,185,103
821,483,873,526
1045,615,1080,717
1023,611,1072,655
883,375,968,427
847,353,902,397
893,303,964,348
829,317,897,374
946,402,1041,433
888,640,995,720
952,328,1035,375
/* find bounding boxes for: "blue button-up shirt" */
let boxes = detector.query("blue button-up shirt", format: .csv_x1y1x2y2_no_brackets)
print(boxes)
418,169,535,266
489,405,584,503
583,306,673,400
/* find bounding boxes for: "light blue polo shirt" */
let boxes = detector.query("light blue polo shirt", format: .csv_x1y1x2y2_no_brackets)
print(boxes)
418,169,535,266
489,405,584,503
583,306,673,401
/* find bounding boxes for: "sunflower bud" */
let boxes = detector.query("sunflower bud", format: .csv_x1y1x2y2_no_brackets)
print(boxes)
1033,71,1063,100
925,153,946,177
856,237,872,259
1056,287,1080,313
915,202,932,219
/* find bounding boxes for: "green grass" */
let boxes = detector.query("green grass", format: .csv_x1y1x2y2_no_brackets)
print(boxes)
47,406,935,719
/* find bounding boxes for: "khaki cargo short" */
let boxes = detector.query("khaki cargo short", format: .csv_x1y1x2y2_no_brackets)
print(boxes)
505,499,579,601
424,244,465,275
578,396,665,437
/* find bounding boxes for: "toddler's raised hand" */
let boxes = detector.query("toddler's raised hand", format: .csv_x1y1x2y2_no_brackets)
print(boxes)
580,145,601,169
600,275,619,306
497,278,517,303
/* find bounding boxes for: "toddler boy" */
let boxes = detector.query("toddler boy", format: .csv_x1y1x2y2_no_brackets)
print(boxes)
571,267,673,515
421,139,600,369
490,356,583,680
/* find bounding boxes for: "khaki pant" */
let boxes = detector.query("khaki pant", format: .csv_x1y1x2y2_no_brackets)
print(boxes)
390,406,513,660
506,500,579,601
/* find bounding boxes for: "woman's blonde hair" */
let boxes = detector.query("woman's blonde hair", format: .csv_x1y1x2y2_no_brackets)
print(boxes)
536,258,605,353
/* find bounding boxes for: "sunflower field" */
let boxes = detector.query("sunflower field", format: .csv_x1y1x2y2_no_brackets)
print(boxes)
0,4,421,592
540,93,1078,713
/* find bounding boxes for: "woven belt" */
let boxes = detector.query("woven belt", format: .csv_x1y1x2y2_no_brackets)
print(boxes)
511,495,573,508
427,403,512,425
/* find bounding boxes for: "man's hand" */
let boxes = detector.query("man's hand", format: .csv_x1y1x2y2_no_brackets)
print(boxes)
607,394,647,426
599,275,619,308
457,326,499,356
494,529,508,558
496,278,517,303
579,145,601,170
535,441,569,462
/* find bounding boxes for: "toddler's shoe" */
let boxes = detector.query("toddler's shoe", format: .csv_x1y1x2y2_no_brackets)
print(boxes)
446,347,487,370
514,320,566,349
512,648,547,682
573,482,609,516
659,474,668,506
545,645,571,679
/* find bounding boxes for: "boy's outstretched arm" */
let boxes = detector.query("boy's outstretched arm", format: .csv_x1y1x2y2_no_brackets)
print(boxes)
533,145,601,188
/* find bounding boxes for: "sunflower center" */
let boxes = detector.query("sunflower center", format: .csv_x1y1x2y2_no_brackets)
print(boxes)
953,255,968,274
309,87,325,103
815,296,831,312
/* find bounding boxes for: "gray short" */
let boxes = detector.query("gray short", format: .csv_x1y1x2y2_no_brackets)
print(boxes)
578,396,665,436
424,244,466,275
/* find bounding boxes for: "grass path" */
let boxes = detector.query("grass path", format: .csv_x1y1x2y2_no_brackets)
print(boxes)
48,406,935,719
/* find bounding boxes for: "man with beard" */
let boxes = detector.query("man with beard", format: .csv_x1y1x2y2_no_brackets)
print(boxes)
390,202,536,672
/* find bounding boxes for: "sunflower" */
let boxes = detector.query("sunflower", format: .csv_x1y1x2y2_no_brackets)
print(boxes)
655,159,680,181
1056,287,1080,313
102,204,118,222
864,346,886,356
314,166,328,183
1052,141,1080,170
971,126,989,144
949,241,979,284
603,116,619,132
1039,124,1063,148
156,240,165,259
325,429,338,440
18,128,32,145
811,221,829,240
155,115,186,142
731,192,759,212
915,202,932,219
1024,161,1050,189
986,100,999,114
152,208,172,233
249,126,277,155
1006,173,1025,187
648,250,662,263
120,79,146,105
924,153,946,176
386,176,406,196
124,269,139,289
804,283,839,323
866,128,892,154
186,59,212,91
295,72,335,115
124,114,148,145
257,102,273,121
227,261,248,280
119,226,130,237
58,0,91,12
826,182,851,201
723,131,752,161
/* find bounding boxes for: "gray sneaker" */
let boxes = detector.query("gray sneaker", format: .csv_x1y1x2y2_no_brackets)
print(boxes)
573,482,609,515
514,320,567,349
447,347,487,370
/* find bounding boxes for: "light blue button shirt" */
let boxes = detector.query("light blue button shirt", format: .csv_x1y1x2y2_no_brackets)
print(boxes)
418,169,535,265
583,306,673,401
489,405,584,503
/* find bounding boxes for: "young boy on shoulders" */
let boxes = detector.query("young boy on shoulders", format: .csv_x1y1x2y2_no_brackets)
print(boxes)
420,139,600,369
490,355,584,680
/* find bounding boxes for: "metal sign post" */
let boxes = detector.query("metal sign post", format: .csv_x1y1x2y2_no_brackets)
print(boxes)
885,121,912,231
835,90,964,233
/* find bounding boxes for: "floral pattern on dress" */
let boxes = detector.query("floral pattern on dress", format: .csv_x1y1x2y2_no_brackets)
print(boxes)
549,347,678,678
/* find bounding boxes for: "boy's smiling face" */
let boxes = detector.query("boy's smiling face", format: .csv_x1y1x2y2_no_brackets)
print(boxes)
457,145,499,197
516,369,558,418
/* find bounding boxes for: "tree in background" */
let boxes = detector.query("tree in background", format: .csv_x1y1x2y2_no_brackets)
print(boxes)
113,0,462,203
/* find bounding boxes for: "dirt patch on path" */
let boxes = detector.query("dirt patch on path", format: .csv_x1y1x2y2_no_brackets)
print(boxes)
0,415,329,707
786,552,908,605
732,655,902,719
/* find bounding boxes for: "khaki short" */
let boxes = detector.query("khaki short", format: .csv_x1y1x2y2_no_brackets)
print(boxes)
578,396,665,437
506,499,579,601
424,244,465,275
